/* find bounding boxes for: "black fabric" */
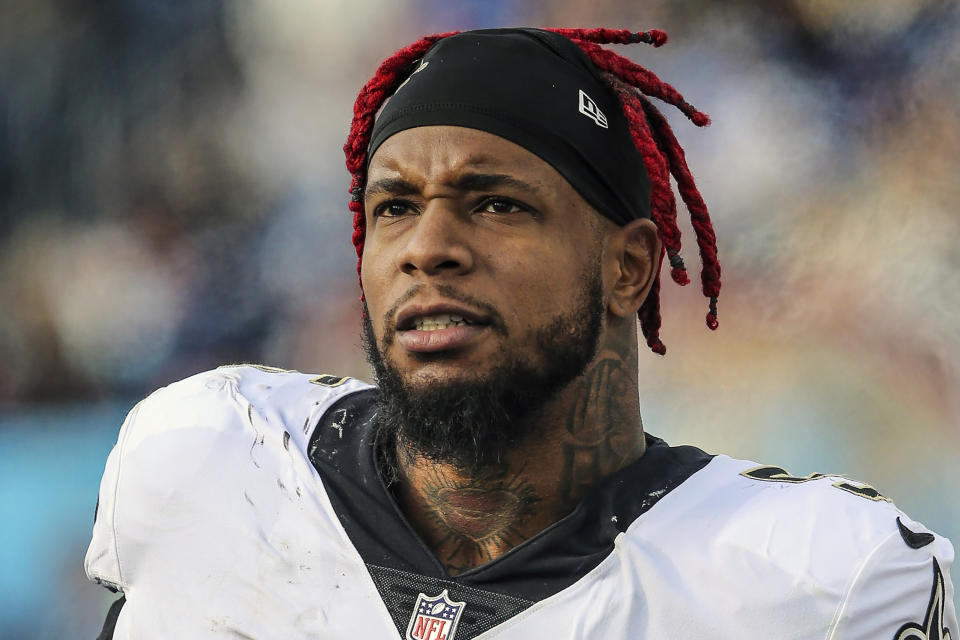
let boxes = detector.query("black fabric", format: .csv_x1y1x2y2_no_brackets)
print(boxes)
368,28,652,225
308,388,714,608
96,596,125,640
308,390,442,573
898,517,936,549
367,564,532,639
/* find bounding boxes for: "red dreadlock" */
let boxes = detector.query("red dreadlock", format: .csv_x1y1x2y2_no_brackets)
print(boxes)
343,28,721,355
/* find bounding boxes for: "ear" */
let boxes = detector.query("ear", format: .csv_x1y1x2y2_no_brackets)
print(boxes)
607,218,661,319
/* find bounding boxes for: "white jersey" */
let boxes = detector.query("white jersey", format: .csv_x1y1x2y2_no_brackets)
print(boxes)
86,365,957,639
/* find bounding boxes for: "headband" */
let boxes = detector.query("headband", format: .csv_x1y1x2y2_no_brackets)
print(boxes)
367,28,651,224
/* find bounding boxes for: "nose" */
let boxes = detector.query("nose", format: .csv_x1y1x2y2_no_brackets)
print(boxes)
396,202,474,277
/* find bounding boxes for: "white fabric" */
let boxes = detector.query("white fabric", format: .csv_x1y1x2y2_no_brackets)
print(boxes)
86,366,957,639
482,456,957,639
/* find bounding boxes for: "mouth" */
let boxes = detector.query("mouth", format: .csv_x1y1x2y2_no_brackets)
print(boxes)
408,313,477,331
395,304,493,353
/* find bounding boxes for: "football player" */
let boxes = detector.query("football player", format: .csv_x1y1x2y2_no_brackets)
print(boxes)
88,28,957,639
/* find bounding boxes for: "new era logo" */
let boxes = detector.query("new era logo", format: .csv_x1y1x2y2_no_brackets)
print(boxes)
578,90,608,128
395,59,430,94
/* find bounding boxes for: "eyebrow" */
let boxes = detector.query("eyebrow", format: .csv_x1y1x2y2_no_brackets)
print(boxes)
363,173,544,199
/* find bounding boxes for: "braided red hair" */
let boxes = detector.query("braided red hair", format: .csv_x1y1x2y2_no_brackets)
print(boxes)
343,28,721,354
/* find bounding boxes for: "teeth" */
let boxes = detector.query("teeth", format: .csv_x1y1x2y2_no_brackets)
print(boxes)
412,314,472,331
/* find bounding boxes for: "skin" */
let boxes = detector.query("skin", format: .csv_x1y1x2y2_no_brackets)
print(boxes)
361,126,661,575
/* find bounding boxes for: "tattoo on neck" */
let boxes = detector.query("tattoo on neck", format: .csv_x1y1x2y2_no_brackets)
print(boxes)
420,467,540,572
560,355,641,502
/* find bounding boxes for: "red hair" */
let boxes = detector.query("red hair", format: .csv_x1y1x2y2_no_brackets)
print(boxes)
344,28,721,354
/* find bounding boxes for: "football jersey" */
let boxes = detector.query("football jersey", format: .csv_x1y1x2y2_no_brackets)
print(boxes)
86,365,958,639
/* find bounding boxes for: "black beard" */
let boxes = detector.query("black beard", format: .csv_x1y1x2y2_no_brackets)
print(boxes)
362,267,604,479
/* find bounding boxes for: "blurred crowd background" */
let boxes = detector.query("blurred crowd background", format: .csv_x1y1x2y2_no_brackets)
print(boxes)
1,0,958,637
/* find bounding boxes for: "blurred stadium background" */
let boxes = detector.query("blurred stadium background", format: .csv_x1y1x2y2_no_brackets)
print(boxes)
1,0,958,637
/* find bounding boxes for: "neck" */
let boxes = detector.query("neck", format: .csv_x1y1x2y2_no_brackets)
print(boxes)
393,330,645,576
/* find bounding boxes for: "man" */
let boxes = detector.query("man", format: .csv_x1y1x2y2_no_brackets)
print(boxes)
87,28,956,639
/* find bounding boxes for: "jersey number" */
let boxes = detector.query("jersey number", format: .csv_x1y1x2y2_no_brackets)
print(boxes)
310,374,350,387
740,465,890,502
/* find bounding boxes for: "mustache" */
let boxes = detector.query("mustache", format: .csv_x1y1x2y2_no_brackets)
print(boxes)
380,284,508,346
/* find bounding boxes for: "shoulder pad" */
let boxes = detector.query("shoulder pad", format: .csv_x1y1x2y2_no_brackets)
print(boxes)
84,365,372,591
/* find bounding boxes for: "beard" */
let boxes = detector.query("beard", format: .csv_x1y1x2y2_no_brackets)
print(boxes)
362,265,605,479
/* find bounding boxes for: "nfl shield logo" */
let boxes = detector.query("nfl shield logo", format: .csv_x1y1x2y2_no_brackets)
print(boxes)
405,589,466,640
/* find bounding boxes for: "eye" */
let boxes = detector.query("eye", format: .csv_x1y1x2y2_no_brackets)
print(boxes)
477,198,525,215
373,200,417,218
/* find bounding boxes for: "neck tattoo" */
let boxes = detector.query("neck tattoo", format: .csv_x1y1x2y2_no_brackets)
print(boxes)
418,467,540,573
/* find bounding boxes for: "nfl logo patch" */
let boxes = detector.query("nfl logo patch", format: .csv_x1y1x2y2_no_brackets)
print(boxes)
406,589,466,640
